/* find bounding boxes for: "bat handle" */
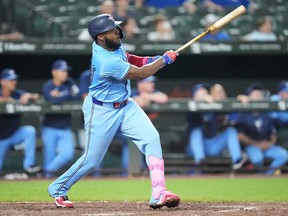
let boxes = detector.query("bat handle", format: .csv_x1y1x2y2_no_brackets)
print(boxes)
175,32,206,53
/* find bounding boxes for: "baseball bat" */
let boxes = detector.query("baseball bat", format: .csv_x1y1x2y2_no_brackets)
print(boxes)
175,5,246,53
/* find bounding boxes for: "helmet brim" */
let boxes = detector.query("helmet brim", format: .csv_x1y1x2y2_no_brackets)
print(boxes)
101,20,122,34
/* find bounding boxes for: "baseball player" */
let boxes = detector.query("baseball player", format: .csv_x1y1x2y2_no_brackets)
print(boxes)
42,60,80,178
0,68,41,175
186,83,246,171
236,82,288,174
48,14,180,209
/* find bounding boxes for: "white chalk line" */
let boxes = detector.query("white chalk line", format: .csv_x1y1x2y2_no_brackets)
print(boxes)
212,205,259,212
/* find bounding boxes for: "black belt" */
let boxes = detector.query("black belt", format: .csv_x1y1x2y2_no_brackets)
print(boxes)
92,97,128,109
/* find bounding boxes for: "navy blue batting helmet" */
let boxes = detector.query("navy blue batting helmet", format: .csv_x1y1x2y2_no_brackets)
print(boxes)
88,14,124,41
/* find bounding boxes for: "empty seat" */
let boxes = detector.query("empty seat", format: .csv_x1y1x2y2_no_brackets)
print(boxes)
31,14,49,37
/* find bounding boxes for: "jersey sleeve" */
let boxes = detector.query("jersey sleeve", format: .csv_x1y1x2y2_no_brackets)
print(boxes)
126,52,148,67
42,80,79,104
100,57,131,80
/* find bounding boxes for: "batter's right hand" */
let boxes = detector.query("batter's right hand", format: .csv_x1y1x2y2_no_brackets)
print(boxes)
162,50,178,66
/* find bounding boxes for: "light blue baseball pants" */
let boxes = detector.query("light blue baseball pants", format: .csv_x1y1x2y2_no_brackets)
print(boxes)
0,125,37,171
188,127,242,164
245,145,288,174
48,96,162,197
42,126,75,177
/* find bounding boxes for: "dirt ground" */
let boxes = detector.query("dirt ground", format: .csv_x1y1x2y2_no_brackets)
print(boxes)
0,201,287,216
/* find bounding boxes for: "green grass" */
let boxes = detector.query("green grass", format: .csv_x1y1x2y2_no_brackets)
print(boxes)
0,177,287,202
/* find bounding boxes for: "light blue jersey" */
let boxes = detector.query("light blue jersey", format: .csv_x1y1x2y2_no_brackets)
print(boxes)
89,43,131,102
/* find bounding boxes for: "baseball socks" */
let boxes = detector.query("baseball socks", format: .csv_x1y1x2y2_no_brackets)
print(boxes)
148,155,180,209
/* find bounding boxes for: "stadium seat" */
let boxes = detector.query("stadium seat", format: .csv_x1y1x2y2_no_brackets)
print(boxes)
0,0,12,22
28,0,50,6
235,15,255,35
13,5,33,36
31,14,50,38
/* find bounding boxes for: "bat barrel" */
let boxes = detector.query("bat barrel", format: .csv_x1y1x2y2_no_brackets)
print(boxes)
175,5,246,54
212,5,246,31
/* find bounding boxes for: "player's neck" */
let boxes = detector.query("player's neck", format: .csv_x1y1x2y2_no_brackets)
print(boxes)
102,44,113,51
97,41,113,52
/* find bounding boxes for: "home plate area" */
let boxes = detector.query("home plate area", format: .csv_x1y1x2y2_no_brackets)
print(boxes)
0,201,287,216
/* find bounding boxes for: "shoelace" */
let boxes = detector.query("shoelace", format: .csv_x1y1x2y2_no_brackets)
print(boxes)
62,195,69,201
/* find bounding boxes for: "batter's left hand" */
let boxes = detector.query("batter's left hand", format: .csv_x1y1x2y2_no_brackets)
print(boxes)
162,50,178,66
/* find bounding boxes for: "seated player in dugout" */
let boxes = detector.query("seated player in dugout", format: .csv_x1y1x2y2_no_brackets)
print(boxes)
236,82,288,175
186,83,247,171
0,68,41,176
131,75,169,121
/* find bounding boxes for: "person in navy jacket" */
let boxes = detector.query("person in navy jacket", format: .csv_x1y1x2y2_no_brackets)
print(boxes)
236,82,288,174
41,60,80,178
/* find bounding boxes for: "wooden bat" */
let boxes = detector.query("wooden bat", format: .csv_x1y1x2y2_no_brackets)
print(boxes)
175,5,246,53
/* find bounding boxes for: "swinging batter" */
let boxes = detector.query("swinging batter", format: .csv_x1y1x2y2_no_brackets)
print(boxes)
47,14,180,209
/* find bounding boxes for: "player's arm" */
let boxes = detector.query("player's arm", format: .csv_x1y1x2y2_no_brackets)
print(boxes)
125,51,177,80
269,134,277,145
259,122,277,150
19,93,40,104
43,82,70,104
237,94,250,104
126,52,161,67
144,92,169,104
261,134,276,148
238,132,260,146
132,92,168,107
132,94,151,108
68,78,81,100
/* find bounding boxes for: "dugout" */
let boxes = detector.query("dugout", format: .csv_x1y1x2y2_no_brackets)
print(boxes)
1,48,288,176
1,0,288,176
